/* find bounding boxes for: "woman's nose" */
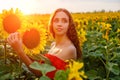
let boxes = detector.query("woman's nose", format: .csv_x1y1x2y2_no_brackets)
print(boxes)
57,24,62,27
57,20,62,26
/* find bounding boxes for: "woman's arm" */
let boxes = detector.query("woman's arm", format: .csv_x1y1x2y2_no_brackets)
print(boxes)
7,32,42,76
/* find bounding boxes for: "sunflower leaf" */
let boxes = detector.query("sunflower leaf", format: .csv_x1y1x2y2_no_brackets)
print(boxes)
29,61,56,75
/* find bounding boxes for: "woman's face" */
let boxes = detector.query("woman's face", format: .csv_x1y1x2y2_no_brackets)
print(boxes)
53,11,69,37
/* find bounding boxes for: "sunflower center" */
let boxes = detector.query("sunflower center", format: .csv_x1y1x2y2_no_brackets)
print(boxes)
22,28,40,49
3,14,21,33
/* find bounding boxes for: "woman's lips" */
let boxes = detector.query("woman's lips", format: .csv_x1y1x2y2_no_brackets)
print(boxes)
56,28,63,31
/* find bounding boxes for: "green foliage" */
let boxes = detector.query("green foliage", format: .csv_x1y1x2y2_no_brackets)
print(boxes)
39,76,51,80
83,30,120,80
30,61,56,76
30,61,56,80
0,42,35,80
54,69,69,80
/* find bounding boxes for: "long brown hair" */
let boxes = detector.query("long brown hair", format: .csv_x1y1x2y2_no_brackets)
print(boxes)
48,8,82,59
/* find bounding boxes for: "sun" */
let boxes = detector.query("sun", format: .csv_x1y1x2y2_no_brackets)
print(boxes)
20,8,32,15
0,8,24,39
22,22,47,55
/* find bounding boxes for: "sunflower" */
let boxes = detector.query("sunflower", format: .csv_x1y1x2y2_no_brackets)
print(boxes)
22,22,47,55
0,8,24,39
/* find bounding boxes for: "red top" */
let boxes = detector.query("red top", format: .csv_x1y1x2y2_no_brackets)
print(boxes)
43,54,67,79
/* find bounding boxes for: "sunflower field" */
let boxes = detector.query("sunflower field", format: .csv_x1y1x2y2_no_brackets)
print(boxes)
0,8,120,80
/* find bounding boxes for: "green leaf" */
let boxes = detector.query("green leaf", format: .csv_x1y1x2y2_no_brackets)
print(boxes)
86,70,100,80
54,70,68,80
39,76,51,80
110,76,120,80
29,61,56,75
111,64,120,75
106,62,120,75
0,73,12,80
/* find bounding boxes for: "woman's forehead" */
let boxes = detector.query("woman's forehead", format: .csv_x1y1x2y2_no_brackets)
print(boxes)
54,11,69,19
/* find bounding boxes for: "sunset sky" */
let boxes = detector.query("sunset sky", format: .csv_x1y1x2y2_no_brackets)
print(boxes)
0,0,120,14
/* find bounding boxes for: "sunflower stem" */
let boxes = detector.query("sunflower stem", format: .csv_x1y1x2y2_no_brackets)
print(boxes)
18,57,22,79
4,39,7,64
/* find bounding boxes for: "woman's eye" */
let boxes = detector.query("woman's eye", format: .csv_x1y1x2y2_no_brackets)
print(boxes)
53,18,68,23
62,18,68,23
53,18,59,23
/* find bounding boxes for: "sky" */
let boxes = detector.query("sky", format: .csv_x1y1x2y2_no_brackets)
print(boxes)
0,0,120,14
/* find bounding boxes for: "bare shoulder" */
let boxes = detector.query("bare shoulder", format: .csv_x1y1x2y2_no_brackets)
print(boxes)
67,45,76,55
64,44,77,60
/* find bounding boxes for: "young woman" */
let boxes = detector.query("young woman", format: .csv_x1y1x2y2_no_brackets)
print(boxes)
7,8,82,79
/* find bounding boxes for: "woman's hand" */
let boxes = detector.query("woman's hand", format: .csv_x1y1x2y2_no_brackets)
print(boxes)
7,32,23,53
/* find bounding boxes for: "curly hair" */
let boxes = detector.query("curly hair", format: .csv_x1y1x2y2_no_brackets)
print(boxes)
48,8,82,59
